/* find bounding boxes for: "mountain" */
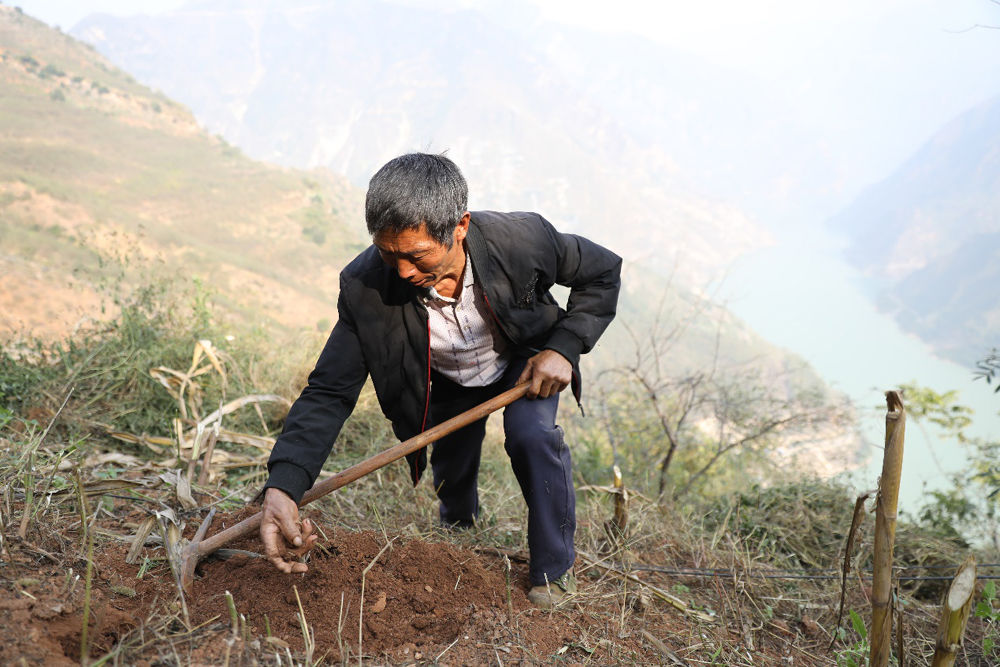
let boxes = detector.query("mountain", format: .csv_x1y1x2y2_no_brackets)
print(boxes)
0,5,366,340
828,95,1000,365
69,0,851,284
0,5,864,476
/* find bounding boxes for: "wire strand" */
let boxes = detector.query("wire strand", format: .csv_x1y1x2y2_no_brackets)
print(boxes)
624,564,1000,582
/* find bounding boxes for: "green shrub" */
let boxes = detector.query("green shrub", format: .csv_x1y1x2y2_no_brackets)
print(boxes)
40,63,64,78
0,285,195,437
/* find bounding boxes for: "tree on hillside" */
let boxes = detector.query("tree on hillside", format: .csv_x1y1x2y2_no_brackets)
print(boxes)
590,292,847,500
902,381,1000,551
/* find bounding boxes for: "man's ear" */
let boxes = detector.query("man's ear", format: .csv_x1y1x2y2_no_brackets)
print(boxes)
454,212,471,244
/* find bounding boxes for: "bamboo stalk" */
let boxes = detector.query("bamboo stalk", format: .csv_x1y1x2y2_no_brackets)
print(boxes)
870,390,906,667
603,465,630,552
931,555,977,667
611,465,629,540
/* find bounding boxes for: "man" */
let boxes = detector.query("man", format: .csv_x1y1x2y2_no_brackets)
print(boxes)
260,153,621,607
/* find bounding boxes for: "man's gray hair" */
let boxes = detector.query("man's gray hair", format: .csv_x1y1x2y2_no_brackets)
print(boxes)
365,153,468,247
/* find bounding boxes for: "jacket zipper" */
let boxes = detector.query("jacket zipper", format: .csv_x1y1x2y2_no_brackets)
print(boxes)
484,282,585,414
481,289,514,345
420,317,431,432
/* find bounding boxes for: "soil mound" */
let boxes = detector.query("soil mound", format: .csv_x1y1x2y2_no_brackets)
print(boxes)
1,507,671,664
189,529,541,661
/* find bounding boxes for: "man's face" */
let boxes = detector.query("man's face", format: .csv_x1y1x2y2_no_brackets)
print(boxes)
373,214,470,290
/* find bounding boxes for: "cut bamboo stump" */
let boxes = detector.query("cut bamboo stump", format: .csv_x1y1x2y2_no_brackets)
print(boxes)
870,390,905,667
604,465,630,551
931,555,978,667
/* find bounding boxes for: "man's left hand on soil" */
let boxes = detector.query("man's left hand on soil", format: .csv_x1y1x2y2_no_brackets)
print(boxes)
517,349,572,399
261,487,318,573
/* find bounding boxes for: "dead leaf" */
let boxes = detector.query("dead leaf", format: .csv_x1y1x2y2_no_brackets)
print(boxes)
126,516,156,564
801,617,821,636
159,470,198,509
370,591,387,614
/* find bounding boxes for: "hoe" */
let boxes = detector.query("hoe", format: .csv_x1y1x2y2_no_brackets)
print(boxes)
179,383,530,592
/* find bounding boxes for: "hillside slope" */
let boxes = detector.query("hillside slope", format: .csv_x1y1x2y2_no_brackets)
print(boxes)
0,5,366,339
829,95,1000,364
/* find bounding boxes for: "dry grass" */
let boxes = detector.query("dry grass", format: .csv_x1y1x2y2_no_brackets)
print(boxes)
3,406,999,665
2,292,999,665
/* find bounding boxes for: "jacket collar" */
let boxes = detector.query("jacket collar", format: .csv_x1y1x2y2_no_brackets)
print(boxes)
464,214,492,286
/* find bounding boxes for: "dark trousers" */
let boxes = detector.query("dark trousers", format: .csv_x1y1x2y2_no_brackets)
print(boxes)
429,357,576,586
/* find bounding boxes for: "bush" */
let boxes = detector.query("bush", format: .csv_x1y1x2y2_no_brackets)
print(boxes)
1,284,199,436
40,63,64,78
0,279,303,445
702,479,856,569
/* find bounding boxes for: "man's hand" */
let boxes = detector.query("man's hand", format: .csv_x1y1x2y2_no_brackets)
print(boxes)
260,487,318,573
517,349,572,399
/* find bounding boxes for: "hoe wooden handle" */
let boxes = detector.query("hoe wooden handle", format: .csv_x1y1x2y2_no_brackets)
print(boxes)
187,382,530,562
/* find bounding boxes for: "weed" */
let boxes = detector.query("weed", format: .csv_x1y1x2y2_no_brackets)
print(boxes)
835,609,870,667
975,580,1000,658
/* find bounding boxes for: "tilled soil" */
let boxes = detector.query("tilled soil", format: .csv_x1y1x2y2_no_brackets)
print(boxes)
188,528,568,663
1,508,684,665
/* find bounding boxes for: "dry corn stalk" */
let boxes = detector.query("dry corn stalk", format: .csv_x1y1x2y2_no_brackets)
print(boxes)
870,390,905,667
156,508,190,624
188,393,290,436
197,424,220,486
149,340,227,421
105,430,175,453
126,516,157,564
159,470,198,509
931,555,977,667
136,341,292,479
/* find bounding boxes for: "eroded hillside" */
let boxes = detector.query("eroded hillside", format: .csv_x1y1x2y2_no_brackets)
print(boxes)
0,6,366,340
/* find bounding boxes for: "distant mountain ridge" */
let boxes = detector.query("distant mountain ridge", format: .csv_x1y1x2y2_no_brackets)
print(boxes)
70,0,849,285
829,94,1000,364
0,5,864,476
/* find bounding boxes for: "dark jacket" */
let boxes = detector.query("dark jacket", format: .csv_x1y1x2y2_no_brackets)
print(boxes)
265,211,622,502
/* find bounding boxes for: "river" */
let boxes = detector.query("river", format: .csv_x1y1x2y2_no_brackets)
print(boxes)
716,223,1000,513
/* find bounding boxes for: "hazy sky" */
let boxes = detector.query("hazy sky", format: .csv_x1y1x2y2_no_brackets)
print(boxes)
21,0,1000,69
19,0,1000,195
